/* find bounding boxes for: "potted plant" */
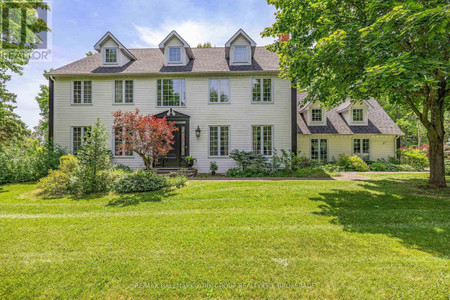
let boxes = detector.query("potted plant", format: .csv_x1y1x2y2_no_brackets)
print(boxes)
210,161,218,176
185,156,196,168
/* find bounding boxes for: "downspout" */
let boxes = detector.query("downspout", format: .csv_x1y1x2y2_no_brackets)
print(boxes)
291,84,298,154
48,76,55,143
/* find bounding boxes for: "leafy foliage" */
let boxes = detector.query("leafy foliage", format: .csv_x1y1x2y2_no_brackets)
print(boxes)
398,147,430,170
337,155,370,172
113,109,178,170
113,171,168,194
263,0,449,187
229,150,268,171
0,139,65,184
37,154,78,196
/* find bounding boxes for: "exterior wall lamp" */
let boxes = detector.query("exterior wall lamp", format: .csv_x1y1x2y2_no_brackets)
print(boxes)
195,126,201,139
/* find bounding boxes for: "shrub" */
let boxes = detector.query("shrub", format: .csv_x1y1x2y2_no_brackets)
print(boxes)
75,118,111,195
229,150,268,171
166,175,187,188
37,154,78,196
0,139,65,184
337,154,370,172
113,170,168,193
113,164,132,172
398,147,429,170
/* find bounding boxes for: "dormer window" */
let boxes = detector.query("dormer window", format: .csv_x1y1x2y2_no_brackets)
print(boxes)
104,47,118,64
169,47,182,63
234,46,248,63
352,108,364,122
311,109,323,122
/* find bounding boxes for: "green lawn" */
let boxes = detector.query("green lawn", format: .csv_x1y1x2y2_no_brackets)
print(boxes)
0,174,449,299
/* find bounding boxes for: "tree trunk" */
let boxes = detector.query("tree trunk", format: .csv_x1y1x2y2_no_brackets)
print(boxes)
428,133,446,187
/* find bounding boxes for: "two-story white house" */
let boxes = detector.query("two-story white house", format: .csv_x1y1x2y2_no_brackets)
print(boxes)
46,29,402,173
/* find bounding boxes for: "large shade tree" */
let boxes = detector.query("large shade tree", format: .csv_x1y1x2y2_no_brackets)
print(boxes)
263,0,449,187
0,0,50,145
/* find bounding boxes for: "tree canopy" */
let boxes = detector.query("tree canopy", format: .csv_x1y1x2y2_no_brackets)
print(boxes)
263,0,449,187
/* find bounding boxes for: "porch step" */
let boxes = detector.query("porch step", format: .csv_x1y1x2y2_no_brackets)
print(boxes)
155,168,198,177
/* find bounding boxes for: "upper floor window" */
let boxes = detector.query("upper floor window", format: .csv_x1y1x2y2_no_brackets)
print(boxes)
352,108,364,122
73,81,92,104
234,46,248,62
104,47,118,64
72,126,91,155
209,79,230,103
114,80,134,104
209,126,230,157
252,78,272,103
354,139,370,160
157,79,186,107
168,47,182,63
311,109,323,122
252,125,273,156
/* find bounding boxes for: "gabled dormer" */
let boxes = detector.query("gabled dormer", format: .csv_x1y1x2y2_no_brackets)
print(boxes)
299,100,327,126
94,32,136,67
337,101,371,126
225,29,256,66
158,31,194,67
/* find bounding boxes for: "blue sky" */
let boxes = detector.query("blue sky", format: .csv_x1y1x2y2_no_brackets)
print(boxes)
9,0,277,129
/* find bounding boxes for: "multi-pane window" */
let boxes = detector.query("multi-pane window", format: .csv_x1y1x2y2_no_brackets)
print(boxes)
169,47,182,62
234,46,248,62
311,139,328,164
209,79,230,103
352,109,364,122
311,109,323,122
252,125,273,156
114,127,133,157
252,78,272,102
73,81,92,104
157,79,186,106
354,139,370,160
114,80,133,103
72,126,91,154
209,126,229,157
105,48,117,64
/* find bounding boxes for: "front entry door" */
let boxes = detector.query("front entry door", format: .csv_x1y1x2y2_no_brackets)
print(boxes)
165,122,187,167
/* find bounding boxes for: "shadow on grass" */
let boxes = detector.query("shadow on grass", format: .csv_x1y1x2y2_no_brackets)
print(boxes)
107,188,177,207
311,178,450,258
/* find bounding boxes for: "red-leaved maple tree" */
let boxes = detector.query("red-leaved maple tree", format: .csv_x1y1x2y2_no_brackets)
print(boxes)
113,109,178,170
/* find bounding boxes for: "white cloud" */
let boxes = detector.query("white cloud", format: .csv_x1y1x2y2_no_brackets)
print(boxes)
132,19,274,48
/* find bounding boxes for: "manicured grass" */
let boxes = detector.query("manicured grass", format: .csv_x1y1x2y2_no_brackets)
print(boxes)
0,174,449,298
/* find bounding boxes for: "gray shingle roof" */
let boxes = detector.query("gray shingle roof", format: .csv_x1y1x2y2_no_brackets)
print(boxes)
48,47,280,75
297,93,404,135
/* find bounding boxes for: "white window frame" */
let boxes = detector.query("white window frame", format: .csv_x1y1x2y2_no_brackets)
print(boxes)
251,78,273,103
208,126,231,157
72,80,92,104
353,138,370,160
310,138,328,164
208,79,230,103
113,127,134,158
113,80,134,104
157,79,186,107
71,126,90,154
252,125,274,157
352,108,364,122
311,108,323,122
168,46,182,63
103,47,118,65
233,45,248,63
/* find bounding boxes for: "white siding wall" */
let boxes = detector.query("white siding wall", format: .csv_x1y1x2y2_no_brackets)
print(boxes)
54,74,292,173
298,134,397,162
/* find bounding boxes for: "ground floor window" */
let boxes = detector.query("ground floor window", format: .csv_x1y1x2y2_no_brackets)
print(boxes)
114,127,133,157
353,139,370,160
72,126,91,155
252,125,273,156
209,126,230,156
311,139,327,164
